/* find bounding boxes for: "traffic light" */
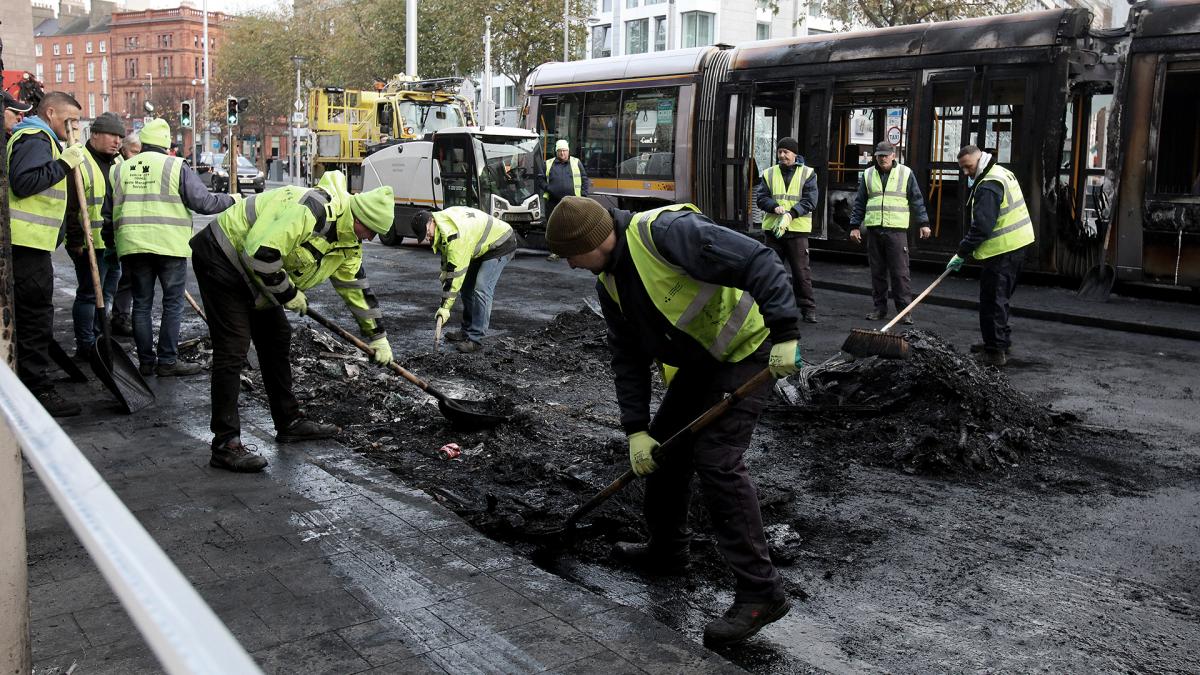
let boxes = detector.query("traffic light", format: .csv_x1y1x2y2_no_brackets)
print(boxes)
180,100,192,128
226,96,239,126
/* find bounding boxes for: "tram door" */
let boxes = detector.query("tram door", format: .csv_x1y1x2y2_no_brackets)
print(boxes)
749,81,798,230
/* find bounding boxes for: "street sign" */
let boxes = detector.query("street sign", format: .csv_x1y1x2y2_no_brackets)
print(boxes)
290,127,307,138
887,126,902,145
212,140,220,149
291,111,305,124
209,122,221,135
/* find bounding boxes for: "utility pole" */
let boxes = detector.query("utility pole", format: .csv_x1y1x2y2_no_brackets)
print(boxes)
563,0,569,62
406,0,418,76
291,56,304,186
483,16,492,129
203,0,211,156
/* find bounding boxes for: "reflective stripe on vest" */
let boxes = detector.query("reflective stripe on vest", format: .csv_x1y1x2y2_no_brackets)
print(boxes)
599,204,769,363
863,164,911,229
971,164,1035,260
112,153,193,257
7,127,67,251
544,157,583,198
761,164,814,234
79,149,109,249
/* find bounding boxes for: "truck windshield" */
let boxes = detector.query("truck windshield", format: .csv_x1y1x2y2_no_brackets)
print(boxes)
477,135,542,204
396,101,465,137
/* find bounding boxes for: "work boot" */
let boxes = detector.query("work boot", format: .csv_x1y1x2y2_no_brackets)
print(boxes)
275,417,339,443
139,363,155,376
611,542,691,576
970,343,1011,355
456,340,483,354
865,310,886,321
73,344,94,362
209,438,267,473
976,349,1008,368
443,330,467,343
155,360,203,377
547,253,560,262
703,597,791,647
111,314,133,337
801,310,818,324
35,389,82,418
901,314,914,326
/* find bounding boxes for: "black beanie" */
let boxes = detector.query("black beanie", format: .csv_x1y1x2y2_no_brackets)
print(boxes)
90,112,126,137
776,137,800,154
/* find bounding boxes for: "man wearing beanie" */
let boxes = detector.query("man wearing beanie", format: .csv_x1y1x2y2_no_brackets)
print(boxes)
545,196,803,647
415,206,517,353
103,117,236,377
754,136,820,323
64,112,126,361
189,170,395,472
542,139,590,262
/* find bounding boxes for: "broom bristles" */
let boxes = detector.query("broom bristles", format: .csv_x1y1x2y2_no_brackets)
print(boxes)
841,328,910,359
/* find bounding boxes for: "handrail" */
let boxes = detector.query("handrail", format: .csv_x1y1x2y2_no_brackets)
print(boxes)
0,363,262,674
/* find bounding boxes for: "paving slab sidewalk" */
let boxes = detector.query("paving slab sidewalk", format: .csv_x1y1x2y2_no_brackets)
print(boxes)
26,374,742,674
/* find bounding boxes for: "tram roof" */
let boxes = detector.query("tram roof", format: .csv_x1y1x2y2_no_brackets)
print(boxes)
1134,0,1200,40
729,9,1091,72
528,47,714,89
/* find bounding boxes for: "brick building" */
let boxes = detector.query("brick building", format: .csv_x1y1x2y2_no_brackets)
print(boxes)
32,0,116,119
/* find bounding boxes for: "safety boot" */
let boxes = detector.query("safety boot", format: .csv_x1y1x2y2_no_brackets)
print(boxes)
156,360,203,377
703,597,791,647
111,313,134,337
35,389,81,418
456,340,483,354
801,310,818,324
976,349,1008,368
275,417,339,443
865,310,886,321
611,541,691,576
970,343,1011,355
210,438,267,473
443,330,468,343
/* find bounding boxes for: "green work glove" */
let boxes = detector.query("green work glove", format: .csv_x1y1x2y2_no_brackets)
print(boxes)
772,213,791,238
283,290,307,315
628,431,660,477
434,306,451,324
768,339,802,378
61,143,86,169
368,336,393,365
946,254,965,272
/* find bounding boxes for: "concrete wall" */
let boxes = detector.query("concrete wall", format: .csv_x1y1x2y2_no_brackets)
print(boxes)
1,0,38,72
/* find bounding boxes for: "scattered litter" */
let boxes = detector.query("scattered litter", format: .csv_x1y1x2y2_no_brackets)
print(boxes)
439,443,462,460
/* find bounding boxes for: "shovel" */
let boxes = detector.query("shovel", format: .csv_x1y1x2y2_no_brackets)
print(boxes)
304,307,506,429
68,128,155,414
1078,189,1115,302
48,339,88,383
530,367,775,545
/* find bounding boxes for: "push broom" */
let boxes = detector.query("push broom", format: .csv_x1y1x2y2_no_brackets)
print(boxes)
840,268,953,359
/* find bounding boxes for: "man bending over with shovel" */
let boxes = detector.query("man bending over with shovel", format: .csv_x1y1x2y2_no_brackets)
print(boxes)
189,170,395,472
544,196,804,647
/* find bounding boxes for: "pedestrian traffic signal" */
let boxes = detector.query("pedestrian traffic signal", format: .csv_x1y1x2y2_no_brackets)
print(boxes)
180,100,192,128
226,97,239,126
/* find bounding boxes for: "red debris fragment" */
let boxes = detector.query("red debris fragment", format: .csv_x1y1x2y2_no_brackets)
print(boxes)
439,443,461,460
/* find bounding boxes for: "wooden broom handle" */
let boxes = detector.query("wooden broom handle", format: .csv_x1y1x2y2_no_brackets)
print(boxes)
66,126,106,311
880,268,952,333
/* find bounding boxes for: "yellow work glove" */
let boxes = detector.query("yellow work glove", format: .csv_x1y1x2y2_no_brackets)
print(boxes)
772,212,792,238
283,290,307,315
628,431,660,477
368,336,393,365
768,339,802,378
60,143,87,169
434,306,451,324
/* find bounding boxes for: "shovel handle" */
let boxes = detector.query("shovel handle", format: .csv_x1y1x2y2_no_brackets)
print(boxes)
305,307,434,393
880,268,952,333
66,126,105,312
434,315,444,352
184,290,208,324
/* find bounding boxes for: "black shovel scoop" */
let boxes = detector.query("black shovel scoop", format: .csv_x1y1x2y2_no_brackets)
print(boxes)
305,307,506,430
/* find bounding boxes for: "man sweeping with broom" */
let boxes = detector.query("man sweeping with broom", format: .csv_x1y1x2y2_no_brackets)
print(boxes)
544,196,803,647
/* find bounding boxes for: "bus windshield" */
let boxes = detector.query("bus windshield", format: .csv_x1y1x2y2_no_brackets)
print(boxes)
477,135,542,204
396,101,465,137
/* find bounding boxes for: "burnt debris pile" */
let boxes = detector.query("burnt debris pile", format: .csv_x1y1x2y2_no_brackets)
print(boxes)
772,330,1061,473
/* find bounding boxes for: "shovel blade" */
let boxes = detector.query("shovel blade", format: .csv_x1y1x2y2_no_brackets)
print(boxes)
437,397,508,430
91,339,156,414
1077,264,1115,302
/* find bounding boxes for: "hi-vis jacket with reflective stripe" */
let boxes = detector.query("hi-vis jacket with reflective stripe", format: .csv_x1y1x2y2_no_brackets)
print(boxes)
595,204,802,435
760,163,815,234
967,163,1035,260
862,163,912,229
78,147,110,248
6,127,68,251
209,173,385,338
431,206,515,312
543,157,583,199
110,151,193,257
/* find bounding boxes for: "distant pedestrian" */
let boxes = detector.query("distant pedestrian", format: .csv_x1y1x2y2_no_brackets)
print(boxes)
109,132,143,336
542,139,589,262
754,136,819,323
848,141,931,322
947,145,1035,367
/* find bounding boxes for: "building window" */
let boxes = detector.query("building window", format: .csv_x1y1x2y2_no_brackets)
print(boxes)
54,64,62,83
68,63,75,83
159,56,172,78
810,1,822,16
757,22,771,40
101,59,108,81
645,0,664,4
86,41,93,54
681,11,715,48
654,16,667,51
158,34,174,49
53,44,60,56
35,44,43,57
99,39,106,53
88,93,95,118
591,24,612,59
35,63,43,79
66,43,73,55
87,62,95,82
194,57,200,77
625,0,637,7
505,86,516,108
626,18,649,55
125,36,138,49
601,0,612,11
125,59,138,79
127,91,138,113
194,33,199,47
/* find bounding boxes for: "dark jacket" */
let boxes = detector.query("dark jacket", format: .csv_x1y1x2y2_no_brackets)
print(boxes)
9,129,78,240
64,141,119,250
958,158,1005,258
848,165,930,229
754,159,819,238
545,156,591,202
598,208,802,434
101,145,235,249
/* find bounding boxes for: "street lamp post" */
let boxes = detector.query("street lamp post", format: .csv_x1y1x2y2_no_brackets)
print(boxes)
145,72,153,107
564,0,569,62
483,16,492,129
291,56,305,186
203,0,211,155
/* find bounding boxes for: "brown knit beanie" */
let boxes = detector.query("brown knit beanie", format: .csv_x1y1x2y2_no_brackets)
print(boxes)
546,196,613,256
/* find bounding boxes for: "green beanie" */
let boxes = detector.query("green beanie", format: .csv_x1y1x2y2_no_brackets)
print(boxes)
546,196,613,256
140,118,171,148
349,186,395,235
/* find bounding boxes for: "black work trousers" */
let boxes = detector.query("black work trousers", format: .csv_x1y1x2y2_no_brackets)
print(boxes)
13,245,56,392
643,350,784,604
765,234,815,311
978,247,1026,351
191,228,300,445
865,227,913,313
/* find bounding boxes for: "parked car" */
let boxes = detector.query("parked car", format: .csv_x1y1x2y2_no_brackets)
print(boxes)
195,151,220,188
210,153,265,193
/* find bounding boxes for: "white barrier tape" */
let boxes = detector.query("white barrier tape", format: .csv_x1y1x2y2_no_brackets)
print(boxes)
0,363,262,674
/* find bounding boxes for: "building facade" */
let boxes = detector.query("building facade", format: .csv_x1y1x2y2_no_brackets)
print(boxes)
33,1,118,120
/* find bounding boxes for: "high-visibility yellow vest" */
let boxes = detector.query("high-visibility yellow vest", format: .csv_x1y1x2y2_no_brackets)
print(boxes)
600,203,769,364
970,163,1035,259
862,163,912,229
544,157,583,199
111,152,193,257
78,148,109,249
6,127,67,251
761,163,814,234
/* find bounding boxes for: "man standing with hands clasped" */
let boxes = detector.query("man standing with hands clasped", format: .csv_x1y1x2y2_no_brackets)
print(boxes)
754,136,819,323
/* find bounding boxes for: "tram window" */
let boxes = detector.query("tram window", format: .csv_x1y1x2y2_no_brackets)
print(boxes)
582,90,620,179
976,78,1025,163
618,87,677,181
1153,69,1200,195
828,81,911,188
751,81,795,179
538,94,583,157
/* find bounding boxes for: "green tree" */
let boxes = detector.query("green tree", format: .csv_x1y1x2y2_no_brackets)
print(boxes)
765,0,1026,29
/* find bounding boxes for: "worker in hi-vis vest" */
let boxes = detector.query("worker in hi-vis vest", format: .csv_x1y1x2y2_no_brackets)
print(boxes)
542,139,590,262
753,136,819,323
